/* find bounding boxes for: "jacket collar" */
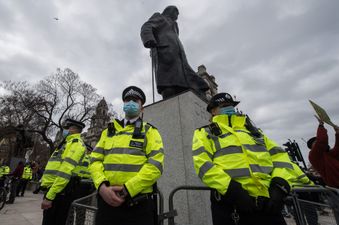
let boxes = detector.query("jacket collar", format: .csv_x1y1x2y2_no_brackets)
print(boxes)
212,114,246,128
66,133,81,142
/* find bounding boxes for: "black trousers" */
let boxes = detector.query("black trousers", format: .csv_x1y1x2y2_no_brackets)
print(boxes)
96,194,156,225
210,192,287,225
16,178,29,196
42,193,74,225
8,178,19,203
42,178,92,225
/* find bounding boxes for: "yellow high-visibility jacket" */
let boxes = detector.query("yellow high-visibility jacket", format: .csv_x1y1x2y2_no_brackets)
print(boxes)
192,114,294,198
41,133,86,200
89,119,164,197
22,166,32,179
0,166,10,178
276,162,314,187
72,154,91,179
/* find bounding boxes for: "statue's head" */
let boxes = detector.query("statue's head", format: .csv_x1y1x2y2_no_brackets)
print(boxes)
162,6,179,21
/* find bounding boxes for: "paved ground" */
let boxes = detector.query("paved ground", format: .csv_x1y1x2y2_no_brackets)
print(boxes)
0,191,43,225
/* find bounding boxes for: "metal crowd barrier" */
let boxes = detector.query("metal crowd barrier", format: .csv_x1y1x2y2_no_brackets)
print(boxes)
163,185,339,225
66,189,164,225
288,186,339,225
66,185,339,225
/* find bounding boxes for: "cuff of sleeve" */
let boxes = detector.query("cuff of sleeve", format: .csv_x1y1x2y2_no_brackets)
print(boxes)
125,180,139,197
45,191,56,201
98,181,110,190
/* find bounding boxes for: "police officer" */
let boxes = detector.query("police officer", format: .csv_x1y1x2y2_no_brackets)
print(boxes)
0,162,10,188
89,86,164,225
192,93,295,225
16,162,33,197
40,119,86,225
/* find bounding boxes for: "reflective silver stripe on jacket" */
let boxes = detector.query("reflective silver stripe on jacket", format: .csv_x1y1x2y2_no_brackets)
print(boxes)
147,148,164,158
43,170,72,180
198,161,214,179
273,161,293,170
243,144,268,153
104,164,142,172
224,168,251,178
93,147,105,155
269,147,286,155
147,158,163,173
64,158,78,167
205,129,221,151
297,174,307,180
250,164,273,174
48,158,62,162
192,147,213,160
90,157,102,164
214,146,242,158
106,148,146,156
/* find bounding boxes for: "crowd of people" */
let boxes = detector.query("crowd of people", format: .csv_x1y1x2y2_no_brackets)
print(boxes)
0,160,41,204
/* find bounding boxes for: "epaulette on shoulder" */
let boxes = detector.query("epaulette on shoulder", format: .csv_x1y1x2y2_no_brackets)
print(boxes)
72,139,79,143
198,125,209,131
146,122,157,129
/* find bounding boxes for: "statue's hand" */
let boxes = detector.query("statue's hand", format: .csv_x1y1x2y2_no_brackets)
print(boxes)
145,40,157,48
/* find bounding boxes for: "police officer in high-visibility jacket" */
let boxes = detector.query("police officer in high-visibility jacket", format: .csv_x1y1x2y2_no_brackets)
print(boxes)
0,162,10,188
16,163,32,197
89,86,164,225
40,119,86,225
192,93,294,225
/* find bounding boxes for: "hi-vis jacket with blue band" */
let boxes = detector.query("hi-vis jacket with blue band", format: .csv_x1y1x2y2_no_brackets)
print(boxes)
89,119,164,198
41,133,86,200
192,114,296,198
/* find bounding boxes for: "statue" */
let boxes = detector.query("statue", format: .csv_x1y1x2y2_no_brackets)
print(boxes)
141,6,209,99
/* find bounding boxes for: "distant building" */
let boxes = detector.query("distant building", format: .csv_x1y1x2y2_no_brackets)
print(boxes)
197,65,218,100
83,98,111,147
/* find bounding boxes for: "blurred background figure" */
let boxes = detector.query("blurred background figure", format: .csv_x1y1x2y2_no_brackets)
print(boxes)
16,162,32,197
308,116,339,188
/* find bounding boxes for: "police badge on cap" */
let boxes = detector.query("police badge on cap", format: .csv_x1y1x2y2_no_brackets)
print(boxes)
122,86,146,105
206,92,240,112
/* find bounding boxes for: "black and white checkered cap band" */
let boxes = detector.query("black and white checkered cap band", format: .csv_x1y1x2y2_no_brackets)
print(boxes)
124,88,143,100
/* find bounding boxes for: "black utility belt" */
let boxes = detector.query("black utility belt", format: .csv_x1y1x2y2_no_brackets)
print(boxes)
126,192,154,207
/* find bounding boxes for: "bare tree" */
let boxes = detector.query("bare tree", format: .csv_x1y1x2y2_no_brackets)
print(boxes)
0,68,101,153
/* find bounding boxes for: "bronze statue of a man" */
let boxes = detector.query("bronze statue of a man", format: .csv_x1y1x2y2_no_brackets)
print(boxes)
141,6,209,99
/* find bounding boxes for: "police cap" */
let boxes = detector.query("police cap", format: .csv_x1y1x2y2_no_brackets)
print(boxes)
63,119,86,130
207,92,240,113
122,86,146,105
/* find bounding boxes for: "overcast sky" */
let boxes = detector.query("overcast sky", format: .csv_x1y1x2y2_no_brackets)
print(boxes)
1,0,339,162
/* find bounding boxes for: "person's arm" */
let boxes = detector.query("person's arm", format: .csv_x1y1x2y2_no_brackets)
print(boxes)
140,13,162,48
89,129,109,189
309,125,328,172
45,141,85,200
192,128,231,195
124,126,165,197
331,125,339,158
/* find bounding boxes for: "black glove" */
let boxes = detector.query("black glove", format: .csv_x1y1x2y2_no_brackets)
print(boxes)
144,40,157,48
224,180,255,213
266,177,290,214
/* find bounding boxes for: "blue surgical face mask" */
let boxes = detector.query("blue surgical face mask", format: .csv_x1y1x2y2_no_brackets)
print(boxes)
123,100,141,118
219,106,236,115
62,129,70,137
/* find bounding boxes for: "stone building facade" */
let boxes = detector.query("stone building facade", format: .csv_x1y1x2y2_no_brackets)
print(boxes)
83,98,111,147
197,65,218,100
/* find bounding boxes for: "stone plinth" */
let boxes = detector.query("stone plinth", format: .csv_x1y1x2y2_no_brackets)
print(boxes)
143,91,212,225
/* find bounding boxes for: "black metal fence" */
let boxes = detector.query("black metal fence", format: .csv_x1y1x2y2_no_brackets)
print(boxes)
66,186,339,225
